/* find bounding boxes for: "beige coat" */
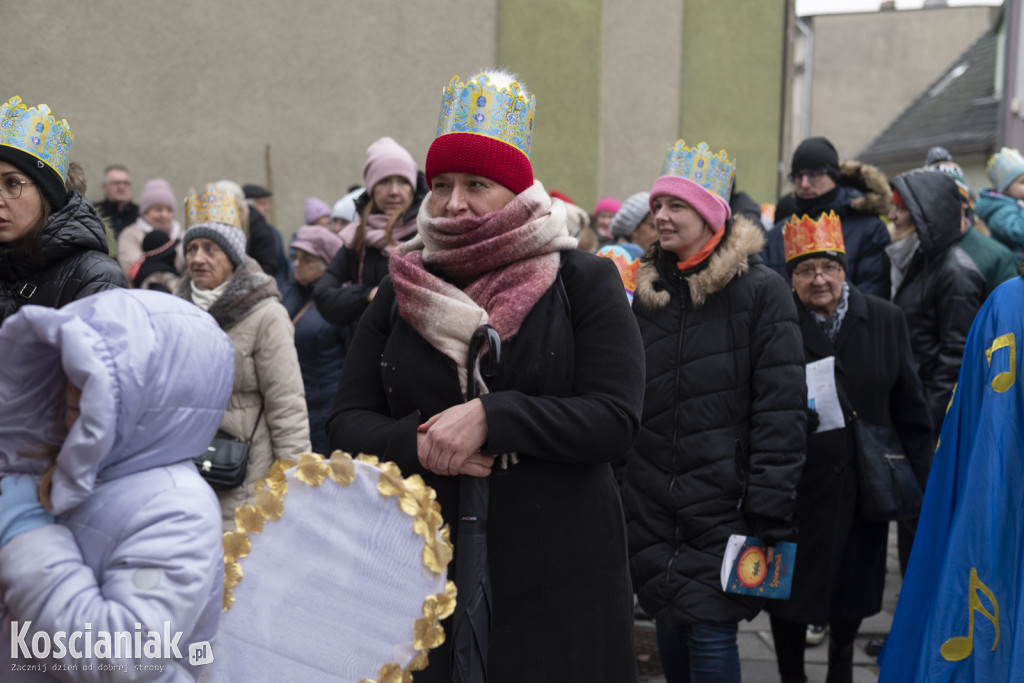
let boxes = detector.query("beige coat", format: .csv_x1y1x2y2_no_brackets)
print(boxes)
177,258,311,529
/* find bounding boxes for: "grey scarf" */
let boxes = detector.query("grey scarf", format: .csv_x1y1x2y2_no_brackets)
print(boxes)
806,280,850,344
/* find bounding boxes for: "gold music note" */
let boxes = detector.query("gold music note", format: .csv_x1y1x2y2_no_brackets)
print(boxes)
940,568,1000,662
984,333,1016,393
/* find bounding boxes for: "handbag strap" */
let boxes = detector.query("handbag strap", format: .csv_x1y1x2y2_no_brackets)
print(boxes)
291,300,314,325
247,402,265,444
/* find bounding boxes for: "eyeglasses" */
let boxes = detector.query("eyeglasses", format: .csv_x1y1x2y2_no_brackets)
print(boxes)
105,180,131,187
788,169,828,184
792,263,844,281
0,177,33,200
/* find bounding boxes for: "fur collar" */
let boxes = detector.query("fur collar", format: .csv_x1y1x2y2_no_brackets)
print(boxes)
839,160,891,216
635,216,766,310
175,256,279,330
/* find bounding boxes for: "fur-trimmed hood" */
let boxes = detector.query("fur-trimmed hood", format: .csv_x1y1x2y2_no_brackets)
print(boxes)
635,215,766,310
175,256,280,330
840,160,892,216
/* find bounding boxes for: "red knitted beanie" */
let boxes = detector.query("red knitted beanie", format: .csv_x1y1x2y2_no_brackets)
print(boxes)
426,132,533,195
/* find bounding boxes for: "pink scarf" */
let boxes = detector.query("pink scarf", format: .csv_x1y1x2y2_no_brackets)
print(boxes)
339,213,418,255
389,180,577,396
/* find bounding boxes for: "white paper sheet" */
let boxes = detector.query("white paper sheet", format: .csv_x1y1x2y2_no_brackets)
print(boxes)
806,356,845,433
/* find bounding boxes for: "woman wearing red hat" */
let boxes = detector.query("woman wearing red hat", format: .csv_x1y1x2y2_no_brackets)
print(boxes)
624,140,807,682
327,70,644,681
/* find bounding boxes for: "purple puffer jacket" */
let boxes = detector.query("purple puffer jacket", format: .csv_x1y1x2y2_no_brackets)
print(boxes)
0,289,233,682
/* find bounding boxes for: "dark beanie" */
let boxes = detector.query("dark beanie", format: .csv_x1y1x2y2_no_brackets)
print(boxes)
791,137,840,182
0,145,68,209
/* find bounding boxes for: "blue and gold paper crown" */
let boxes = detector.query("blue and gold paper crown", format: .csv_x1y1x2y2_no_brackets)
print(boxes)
0,96,73,181
185,185,240,230
661,140,736,203
434,73,536,159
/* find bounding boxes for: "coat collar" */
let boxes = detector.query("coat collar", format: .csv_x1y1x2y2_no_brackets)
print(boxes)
634,215,765,310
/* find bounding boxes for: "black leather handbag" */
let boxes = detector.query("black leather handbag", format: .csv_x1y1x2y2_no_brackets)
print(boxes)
194,404,263,490
854,416,923,521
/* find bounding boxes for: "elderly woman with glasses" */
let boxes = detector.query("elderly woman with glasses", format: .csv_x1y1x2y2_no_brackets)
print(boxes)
0,96,125,325
766,211,933,683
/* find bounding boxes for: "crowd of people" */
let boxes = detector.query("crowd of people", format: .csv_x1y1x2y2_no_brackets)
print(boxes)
0,68,1022,683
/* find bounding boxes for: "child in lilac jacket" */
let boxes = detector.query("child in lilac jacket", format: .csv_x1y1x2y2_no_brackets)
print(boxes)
0,289,233,681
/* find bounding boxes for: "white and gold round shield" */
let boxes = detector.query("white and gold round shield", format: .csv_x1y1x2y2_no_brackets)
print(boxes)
201,452,454,683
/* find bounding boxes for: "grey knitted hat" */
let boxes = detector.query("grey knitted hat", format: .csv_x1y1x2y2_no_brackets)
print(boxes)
182,223,247,268
609,192,651,239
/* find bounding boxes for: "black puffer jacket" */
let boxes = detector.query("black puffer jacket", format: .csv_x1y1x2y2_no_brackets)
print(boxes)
0,192,127,325
312,171,428,331
624,216,807,626
889,170,984,432
765,160,893,299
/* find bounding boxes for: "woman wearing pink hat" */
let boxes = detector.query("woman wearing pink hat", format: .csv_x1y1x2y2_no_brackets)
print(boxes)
327,70,644,682
282,224,347,455
312,137,427,335
116,178,185,276
593,195,621,242
624,140,807,682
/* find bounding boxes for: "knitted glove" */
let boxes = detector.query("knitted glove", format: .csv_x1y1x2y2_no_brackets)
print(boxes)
0,475,55,548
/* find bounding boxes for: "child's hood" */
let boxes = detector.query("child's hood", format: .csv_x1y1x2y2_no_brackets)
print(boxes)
0,289,234,514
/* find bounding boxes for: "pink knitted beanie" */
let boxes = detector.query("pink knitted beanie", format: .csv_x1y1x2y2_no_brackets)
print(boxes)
363,137,418,193
649,176,731,232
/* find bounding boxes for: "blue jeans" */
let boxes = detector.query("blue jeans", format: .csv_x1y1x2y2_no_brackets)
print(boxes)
655,621,741,683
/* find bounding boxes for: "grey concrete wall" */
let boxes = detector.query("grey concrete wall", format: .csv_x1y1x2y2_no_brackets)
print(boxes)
7,0,498,238
804,7,994,163
596,0,684,204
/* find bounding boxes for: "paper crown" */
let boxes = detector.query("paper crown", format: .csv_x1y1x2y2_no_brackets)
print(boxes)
185,185,241,230
783,210,845,263
661,140,736,203
435,73,536,159
986,147,1024,194
0,96,73,181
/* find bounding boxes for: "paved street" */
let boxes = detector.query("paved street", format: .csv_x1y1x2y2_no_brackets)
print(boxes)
636,524,901,682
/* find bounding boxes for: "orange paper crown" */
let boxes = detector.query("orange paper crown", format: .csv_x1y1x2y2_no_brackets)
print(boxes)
783,210,844,263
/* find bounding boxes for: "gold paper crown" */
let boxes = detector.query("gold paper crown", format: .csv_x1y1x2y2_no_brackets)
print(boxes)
661,140,736,203
783,211,844,263
185,185,240,230
0,96,73,181
435,73,536,158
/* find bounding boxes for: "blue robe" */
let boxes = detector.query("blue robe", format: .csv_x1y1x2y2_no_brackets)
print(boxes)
879,275,1024,681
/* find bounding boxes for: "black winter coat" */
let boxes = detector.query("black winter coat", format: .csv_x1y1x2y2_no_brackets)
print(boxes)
765,161,893,300
313,173,427,332
281,280,347,455
247,209,281,279
624,217,807,626
0,192,127,325
768,286,933,624
889,170,985,432
327,249,644,682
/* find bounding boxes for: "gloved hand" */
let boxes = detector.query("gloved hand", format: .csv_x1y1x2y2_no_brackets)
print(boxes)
806,407,820,434
0,475,55,548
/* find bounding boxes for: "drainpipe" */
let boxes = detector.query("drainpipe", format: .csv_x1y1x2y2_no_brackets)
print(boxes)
796,17,814,142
